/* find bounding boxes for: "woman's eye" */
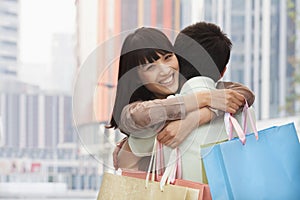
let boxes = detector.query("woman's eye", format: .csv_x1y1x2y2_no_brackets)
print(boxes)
164,54,173,60
145,65,154,71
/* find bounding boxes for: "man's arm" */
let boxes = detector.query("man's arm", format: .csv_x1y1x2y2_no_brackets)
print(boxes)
119,89,244,136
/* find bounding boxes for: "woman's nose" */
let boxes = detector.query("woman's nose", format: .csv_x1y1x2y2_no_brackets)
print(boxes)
158,64,171,75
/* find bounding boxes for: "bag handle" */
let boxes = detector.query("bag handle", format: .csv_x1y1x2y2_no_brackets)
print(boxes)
145,137,182,191
242,101,258,140
145,137,158,187
155,140,164,179
225,113,246,144
224,100,258,144
159,148,182,191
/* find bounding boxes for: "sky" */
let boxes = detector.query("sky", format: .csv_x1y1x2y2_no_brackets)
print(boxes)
19,0,76,63
18,0,76,90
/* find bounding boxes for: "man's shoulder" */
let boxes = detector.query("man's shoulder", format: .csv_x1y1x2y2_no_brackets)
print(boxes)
180,76,216,94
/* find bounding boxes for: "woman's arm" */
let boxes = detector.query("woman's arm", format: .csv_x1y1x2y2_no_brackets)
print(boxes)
119,89,244,135
216,81,255,106
157,107,214,148
157,83,255,147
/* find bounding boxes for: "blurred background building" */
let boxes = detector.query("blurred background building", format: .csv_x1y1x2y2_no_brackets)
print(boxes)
0,0,100,198
202,0,297,120
0,0,18,79
0,0,300,198
76,0,300,123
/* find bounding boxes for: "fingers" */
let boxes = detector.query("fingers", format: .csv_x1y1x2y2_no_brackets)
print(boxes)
230,92,244,107
157,131,164,141
165,140,178,149
157,127,177,145
157,131,173,144
227,91,245,113
210,89,246,114
226,105,239,114
158,129,180,148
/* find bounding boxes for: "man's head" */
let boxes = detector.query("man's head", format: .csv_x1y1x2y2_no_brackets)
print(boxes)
175,22,232,81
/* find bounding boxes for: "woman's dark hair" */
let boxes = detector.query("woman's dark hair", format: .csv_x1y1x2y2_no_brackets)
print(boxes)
107,27,174,130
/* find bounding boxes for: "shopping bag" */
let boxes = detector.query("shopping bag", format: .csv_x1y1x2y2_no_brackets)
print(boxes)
97,172,199,200
122,170,212,200
202,123,300,200
200,101,257,185
97,137,199,200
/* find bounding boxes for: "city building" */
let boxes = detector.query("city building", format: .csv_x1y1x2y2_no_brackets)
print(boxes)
195,0,298,119
0,90,102,191
51,33,76,94
0,0,19,79
0,0,103,194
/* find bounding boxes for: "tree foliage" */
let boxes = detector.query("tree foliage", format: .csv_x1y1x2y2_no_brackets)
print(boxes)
285,0,300,115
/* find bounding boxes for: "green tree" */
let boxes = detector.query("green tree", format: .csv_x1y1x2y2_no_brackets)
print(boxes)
285,0,300,115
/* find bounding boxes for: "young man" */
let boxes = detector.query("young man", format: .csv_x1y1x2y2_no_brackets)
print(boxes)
155,22,256,182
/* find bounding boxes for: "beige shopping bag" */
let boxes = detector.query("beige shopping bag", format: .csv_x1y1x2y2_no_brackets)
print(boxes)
97,172,199,200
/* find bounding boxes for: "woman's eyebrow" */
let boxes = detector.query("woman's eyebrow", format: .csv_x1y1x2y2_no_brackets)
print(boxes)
139,62,151,68
144,63,154,68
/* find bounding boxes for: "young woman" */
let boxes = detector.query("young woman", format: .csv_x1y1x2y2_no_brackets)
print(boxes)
108,27,249,170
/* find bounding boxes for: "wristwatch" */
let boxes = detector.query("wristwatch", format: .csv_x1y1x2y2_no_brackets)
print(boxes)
208,107,222,118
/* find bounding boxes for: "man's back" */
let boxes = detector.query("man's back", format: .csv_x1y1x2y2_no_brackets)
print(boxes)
176,76,256,183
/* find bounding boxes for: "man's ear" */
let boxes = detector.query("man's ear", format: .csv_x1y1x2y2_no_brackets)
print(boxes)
220,66,227,78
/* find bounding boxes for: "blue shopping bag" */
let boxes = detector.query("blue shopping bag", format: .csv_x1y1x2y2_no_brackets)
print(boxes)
202,123,300,200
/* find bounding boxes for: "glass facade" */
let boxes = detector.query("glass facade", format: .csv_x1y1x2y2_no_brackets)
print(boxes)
6,94,19,147
0,91,101,191
201,0,297,119
0,0,19,77
121,0,138,31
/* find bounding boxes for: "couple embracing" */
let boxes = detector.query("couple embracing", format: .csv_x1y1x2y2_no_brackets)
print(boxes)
107,22,255,183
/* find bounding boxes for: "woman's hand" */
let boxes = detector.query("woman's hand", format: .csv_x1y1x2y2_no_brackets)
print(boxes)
203,89,245,114
157,108,214,148
157,119,194,148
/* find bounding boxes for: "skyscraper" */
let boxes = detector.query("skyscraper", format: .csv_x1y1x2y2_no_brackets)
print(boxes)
199,0,297,119
51,33,76,93
0,0,19,78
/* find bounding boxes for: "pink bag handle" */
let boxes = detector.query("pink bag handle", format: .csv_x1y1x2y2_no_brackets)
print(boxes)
159,148,182,191
226,114,246,144
145,137,182,191
145,137,156,187
224,100,258,144
155,139,165,179
242,101,258,140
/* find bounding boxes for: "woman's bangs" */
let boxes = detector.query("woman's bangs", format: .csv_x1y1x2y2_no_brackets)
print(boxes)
136,49,173,65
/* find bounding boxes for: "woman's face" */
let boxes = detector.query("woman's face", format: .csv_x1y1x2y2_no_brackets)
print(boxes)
137,52,180,98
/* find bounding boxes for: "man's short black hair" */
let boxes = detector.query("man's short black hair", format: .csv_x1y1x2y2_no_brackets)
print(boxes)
175,22,232,81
